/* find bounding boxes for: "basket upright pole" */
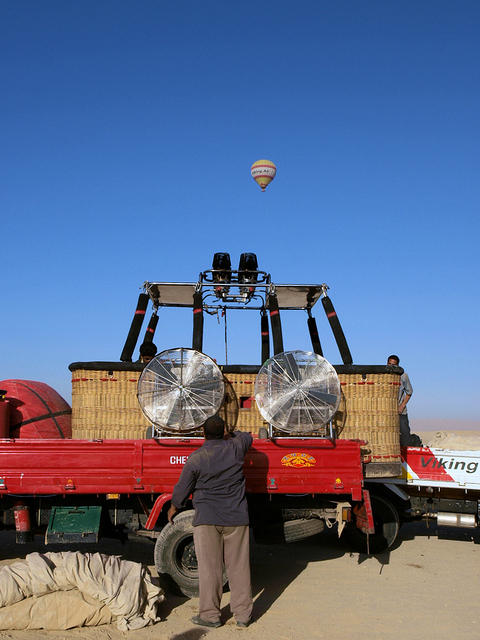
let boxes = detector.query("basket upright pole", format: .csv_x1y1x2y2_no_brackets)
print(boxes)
120,293,149,362
261,311,270,364
321,295,353,364
268,292,284,355
192,292,204,352
307,311,323,356
142,311,159,344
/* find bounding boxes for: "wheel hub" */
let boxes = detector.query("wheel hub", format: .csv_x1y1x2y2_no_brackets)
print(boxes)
180,540,198,571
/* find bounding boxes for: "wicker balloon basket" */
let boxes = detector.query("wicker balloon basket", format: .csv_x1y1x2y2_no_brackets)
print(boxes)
222,373,268,433
69,362,401,476
69,363,263,439
333,367,402,477
70,363,150,440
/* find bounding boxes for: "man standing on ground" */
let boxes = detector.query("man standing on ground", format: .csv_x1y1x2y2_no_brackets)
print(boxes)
387,354,417,446
168,415,253,629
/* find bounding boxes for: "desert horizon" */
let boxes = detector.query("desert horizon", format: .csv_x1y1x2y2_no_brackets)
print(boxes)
411,418,479,431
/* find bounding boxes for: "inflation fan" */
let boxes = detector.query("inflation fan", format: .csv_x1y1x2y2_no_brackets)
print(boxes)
137,348,225,434
254,351,341,434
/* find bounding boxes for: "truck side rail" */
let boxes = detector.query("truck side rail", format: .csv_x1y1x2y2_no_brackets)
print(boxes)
0,437,364,500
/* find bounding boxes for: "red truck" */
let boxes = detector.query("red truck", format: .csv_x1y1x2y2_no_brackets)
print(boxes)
1,254,478,596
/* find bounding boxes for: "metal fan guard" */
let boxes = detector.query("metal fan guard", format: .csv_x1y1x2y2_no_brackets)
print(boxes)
254,350,341,434
164,376,239,437
137,348,225,433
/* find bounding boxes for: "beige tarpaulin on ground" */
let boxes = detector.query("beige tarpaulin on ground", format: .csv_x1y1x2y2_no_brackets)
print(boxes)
0,551,164,631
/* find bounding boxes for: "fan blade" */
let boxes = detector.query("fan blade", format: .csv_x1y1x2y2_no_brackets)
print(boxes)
304,389,338,406
283,352,300,382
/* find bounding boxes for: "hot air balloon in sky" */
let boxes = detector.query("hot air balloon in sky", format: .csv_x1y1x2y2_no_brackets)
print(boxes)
251,159,277,191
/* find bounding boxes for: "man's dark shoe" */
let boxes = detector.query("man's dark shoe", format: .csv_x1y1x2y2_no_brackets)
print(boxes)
236,620,250,628
191,615,222,628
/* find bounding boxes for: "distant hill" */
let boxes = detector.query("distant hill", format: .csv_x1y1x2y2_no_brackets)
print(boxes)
411,418,479,431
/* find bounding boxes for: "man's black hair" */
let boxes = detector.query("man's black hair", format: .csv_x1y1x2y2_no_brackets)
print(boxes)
140,342,157,356
387,354,400,364
203,415,225,440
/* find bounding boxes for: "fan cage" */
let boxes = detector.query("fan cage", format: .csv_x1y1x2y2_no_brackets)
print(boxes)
137,348,225,434
254,351,341,435
149,376,239,437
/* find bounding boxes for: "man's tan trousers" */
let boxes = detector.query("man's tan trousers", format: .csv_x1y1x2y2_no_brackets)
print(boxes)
193,524,253,624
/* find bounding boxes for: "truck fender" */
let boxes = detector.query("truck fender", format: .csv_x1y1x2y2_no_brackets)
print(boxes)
381,483,410,502
145,493,172,530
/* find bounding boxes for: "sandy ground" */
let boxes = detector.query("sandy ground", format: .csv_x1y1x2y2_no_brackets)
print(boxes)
1,523,479,640
420,429,480,450
1,430,479,639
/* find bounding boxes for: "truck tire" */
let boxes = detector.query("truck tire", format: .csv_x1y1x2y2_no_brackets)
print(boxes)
254,518,325,544
154,511,199,597
344,494,400,554
154,510,227,598
283,518,325,543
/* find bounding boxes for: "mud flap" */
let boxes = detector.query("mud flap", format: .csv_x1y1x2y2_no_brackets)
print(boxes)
353,490,375,534
352,491,375,555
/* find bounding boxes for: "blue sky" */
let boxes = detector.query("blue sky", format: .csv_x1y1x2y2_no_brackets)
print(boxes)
2,1,479,429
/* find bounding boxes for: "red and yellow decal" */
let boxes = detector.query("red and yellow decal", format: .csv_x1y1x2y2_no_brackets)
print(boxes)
281,453,316,468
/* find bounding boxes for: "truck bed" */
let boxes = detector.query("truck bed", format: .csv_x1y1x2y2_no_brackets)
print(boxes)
0,437,364,500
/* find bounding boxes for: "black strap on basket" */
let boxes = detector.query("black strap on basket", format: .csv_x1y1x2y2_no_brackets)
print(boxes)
120,293,149,362
321,295,353,364
261,311,270,363
143,311,159,343
192,291,204,352
268,292,284,355
307,313,323,356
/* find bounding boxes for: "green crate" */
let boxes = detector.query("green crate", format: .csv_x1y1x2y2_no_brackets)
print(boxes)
46,506,102,544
